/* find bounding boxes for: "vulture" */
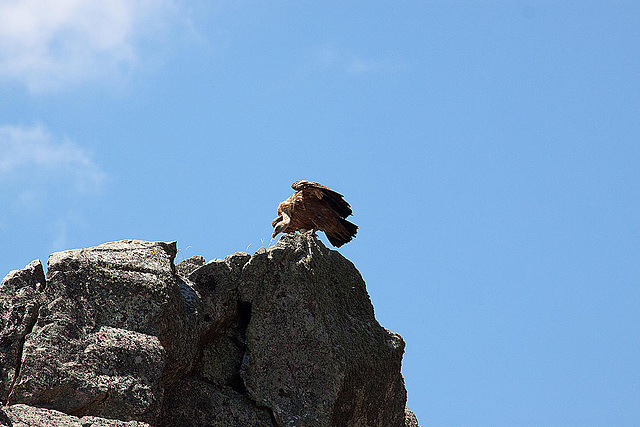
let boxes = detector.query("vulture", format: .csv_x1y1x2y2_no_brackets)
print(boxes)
271,180,358,247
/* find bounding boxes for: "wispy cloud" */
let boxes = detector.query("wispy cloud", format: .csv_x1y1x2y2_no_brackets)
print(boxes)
0,124,103,255
0,124,105,193
309,45,403,76
346,58,388,75
0,0,182,92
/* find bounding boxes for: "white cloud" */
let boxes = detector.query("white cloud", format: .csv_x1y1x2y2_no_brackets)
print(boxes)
0,0,181,92
0,124,105,193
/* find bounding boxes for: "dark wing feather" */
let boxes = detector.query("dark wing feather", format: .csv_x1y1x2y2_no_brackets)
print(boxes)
298,196,358,247
325,218,358,247
291,180,353,218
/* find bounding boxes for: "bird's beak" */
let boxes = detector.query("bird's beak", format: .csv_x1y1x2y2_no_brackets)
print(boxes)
272,221,284,238
272,212,289,239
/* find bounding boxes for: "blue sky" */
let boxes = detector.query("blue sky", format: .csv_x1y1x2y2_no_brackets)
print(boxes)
1,2,639,425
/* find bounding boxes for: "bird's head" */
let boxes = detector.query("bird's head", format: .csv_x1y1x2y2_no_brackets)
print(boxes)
271,211,291,238
272,220,286,238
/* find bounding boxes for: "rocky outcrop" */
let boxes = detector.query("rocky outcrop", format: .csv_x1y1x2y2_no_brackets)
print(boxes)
0,234,419,426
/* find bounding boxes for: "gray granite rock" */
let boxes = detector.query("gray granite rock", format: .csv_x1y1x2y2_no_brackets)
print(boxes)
0,260,45,403
7,241,197,423
0,404,152,426
160,377,274,427
0,235,418,426
235,234,407,427
175,255,206,277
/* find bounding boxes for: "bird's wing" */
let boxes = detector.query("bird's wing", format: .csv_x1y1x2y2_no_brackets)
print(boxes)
291,180,353,218
304,200,356,247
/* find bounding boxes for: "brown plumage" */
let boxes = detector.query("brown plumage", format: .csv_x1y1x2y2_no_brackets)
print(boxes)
272,180,358,247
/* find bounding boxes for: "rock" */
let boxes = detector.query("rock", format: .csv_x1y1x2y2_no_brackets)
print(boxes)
179,234,408,426
0,235,418,426
160,377,274,427
7,240,199,423
0,404,152,426
404,406,421,427
234,234,407,427
175,255,206,277
0,260,46,403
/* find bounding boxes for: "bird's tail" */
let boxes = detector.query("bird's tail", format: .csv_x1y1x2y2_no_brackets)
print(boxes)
326,219,358,248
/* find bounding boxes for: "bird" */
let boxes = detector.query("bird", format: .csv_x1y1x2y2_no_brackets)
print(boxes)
272,180,358,247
